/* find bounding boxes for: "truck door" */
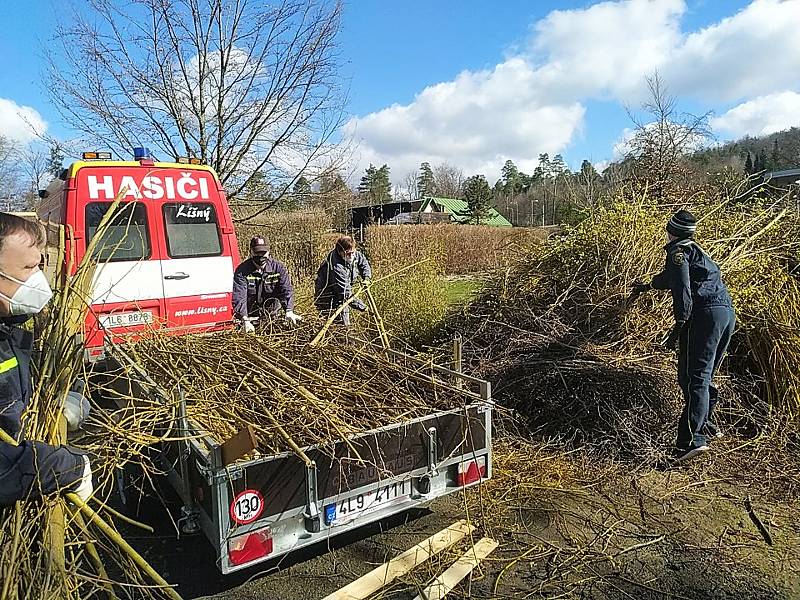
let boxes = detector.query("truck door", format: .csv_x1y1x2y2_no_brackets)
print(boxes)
158,201,233,328
84,201,165,346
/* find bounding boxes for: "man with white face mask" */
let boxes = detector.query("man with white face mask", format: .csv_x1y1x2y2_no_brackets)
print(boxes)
314,235,372,326
0,213,92,504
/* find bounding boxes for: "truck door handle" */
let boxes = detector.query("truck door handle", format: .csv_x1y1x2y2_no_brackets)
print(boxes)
164,272,190,280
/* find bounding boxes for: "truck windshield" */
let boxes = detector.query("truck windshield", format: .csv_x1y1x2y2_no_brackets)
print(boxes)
85,202,151,262
162,202,222,258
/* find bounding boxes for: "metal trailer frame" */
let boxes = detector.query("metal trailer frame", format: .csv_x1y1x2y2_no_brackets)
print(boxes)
108,342,493,574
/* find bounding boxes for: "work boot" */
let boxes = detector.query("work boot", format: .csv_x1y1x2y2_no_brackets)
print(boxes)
672,445,710,464
703,422,724,440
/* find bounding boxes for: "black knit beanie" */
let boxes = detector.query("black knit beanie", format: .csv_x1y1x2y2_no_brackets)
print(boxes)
666,210,697,239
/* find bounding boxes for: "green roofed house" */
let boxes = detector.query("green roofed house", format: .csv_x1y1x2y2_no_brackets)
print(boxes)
419,197,512,227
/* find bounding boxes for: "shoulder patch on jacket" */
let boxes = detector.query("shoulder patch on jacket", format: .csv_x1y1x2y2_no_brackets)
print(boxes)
672,251,685,266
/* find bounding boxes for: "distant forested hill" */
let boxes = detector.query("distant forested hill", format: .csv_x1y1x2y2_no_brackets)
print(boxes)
692,127,800,174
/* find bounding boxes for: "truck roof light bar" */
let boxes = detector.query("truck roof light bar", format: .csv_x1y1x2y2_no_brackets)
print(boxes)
82,151,112,160
176,156,203,165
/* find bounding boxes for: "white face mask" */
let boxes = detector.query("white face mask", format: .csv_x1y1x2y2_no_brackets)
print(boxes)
0,270,53,315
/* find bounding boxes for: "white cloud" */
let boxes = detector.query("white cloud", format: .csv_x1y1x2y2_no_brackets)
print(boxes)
665,0,800,102
530,0,684,102
344,58,586,185
711,91,800,137
346,0,800,186
0,98,47,143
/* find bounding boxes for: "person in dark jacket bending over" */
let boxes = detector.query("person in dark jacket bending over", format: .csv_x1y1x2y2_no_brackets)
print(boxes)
314,235,372,326
0,213,92,504
233,236,301,333
633,210,736,464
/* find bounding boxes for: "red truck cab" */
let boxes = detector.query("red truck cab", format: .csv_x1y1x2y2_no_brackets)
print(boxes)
37,150,240,359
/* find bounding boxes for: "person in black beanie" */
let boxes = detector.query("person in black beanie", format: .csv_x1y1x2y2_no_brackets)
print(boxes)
632,210,736,464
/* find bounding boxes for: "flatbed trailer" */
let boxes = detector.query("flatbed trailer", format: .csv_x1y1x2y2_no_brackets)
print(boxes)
105,344,493,574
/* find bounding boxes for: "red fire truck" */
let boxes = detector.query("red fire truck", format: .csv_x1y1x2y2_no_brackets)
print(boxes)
34,151,494,574
37,149,240,359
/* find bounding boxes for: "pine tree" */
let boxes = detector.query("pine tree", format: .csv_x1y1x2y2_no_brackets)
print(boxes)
242,170,273,204
756,148,768,172
46,143,65,178
580,159,598,180
358,164,377,197
462,175,493,224
292,176,312,206
417,162,435,197
375,165,391,202
358,164,391,204
769,139,780,171
744,153,753,175
534,153,550,180
551,154,568,175
501,159,521,196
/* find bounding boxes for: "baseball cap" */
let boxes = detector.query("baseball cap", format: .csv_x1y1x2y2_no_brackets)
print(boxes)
249,236,270,253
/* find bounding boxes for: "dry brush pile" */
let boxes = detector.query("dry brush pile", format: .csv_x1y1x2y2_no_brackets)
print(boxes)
453,195,800,471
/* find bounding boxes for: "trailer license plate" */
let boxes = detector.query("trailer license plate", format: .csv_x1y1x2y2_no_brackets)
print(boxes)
99,310,154,329
326,480,410,525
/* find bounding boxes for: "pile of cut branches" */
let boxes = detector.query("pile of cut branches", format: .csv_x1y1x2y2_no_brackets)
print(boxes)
124,327,468,456
454,194,800,463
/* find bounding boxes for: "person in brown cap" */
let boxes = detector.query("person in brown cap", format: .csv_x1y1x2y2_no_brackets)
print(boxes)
232,236,300,332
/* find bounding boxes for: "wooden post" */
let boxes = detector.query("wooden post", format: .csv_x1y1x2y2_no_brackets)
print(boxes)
452,333,463,389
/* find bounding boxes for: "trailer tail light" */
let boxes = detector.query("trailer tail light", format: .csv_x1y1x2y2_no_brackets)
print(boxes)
84,347,106,363
456,456,486,487
228,528,273,566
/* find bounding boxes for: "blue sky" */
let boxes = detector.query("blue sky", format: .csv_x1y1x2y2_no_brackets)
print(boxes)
1,0,799,187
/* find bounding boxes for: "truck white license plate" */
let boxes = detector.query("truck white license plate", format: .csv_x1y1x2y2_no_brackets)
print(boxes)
325,480,410,525
99,310,154,329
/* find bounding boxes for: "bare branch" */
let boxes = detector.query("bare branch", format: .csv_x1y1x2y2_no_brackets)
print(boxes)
46,0,347,204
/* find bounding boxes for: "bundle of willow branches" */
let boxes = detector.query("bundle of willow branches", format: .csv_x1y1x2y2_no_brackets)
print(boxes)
123,326,468,457
0,204,182,600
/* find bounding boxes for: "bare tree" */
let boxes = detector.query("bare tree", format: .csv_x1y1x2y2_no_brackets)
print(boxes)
0,136,19,204
402,169,420,201
47,0,347,215
624,72,712,201
432,162,464,199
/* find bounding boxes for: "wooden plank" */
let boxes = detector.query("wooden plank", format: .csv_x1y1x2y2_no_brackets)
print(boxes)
220,425,259,466
413,537,499,600
322,520,475,600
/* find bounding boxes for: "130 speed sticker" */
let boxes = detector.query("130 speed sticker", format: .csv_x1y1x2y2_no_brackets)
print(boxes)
230,489,265,525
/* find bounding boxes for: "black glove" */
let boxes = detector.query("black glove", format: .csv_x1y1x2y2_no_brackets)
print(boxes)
662,321,685,351
631,281,650,295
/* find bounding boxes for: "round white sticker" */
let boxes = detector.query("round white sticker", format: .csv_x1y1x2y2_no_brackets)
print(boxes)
230,489,265,525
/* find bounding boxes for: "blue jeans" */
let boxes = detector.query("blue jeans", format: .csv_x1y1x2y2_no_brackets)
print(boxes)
676,305,736,449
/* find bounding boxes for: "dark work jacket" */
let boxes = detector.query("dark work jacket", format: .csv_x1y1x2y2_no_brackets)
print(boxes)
0,317,85,504
651,239,732,323
314,250,372,312
232,257,295,319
